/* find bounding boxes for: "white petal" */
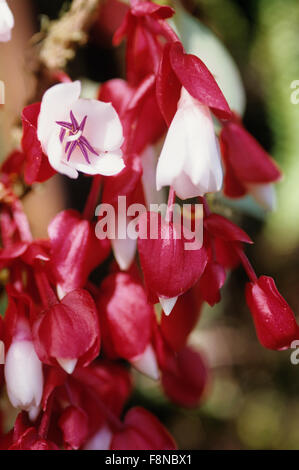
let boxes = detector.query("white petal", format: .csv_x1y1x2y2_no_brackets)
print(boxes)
131,344,160,380
159,296,178,316
37,81,81,151
0,1,14,43
141,145,167,207
156,109,188,192
5,340,43,411
112,237,137,271
71,99,124,151
46,132,79,178
0,30,11,42
84,426,113,450
28,405,40,422
156,88,222,199
57,358,77,375
56,284,67,301
73,150,125,176
171,170,209,200
247,183,276,211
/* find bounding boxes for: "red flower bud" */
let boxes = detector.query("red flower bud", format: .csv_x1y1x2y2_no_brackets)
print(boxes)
111,407,177,450
58,406,89,450
48,210,110,294
138,211,208,306
33,289,100,372
246,276,298,350
220,118,281,198
97,273,154,361
162,347,208,408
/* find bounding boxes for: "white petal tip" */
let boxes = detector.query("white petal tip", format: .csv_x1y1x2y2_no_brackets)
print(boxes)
159,296,178,316
56,284,66,301
84,426,113,450
28,405,40,422
131,345,160,381
57,358,78,375
112,238,137,271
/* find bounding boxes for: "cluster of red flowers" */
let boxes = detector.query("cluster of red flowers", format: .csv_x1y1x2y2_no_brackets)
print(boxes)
0,0,297,450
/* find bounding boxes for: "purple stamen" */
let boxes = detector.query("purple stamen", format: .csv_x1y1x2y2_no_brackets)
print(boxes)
65,140,72,154
66,141,77,162
70,110,79,129
59,128,66,143
78,141,91,164
56,111,99,164
80,136,99,156
79,115,87,131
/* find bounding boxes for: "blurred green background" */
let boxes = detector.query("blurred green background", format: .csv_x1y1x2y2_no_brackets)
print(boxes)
1,0,299,450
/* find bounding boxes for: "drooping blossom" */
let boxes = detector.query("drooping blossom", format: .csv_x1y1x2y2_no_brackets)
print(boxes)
37,81,125,178
48,209,110,295
161,346,208,408
155,40,232,199
97,272,158,378
4,413,59,450
156,87,223,199
0,0,293,452
220,115,281,210
0,0,14,42
138,211,208,315
32,287,100,374
110,407,177,450
113,0,175,86
246,276,299,350
198,213,253,306
4,318,43,421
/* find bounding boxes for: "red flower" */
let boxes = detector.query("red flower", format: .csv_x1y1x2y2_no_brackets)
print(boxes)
21,103,56,184
160,289,202,352
138,211,208,314
99,75,166,155
114,0,174,86
246,276,298,350
97,272,154,361
58,406,89,450
220,116,281,208
33,289,100,373
48,209,110,295
157,42,232,126
3,413,59,450
111,407,177,450
161,346,208,408
198,213,253,306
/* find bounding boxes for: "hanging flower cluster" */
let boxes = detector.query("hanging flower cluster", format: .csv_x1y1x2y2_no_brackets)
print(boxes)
0,0,297,450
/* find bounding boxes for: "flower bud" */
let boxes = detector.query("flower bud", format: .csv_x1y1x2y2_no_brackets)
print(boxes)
5,339,43,414
246,276,298,350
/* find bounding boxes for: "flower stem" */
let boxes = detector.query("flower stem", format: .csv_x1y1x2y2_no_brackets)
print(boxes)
235,245,258,283
38,393,54,440
198,196,211,217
